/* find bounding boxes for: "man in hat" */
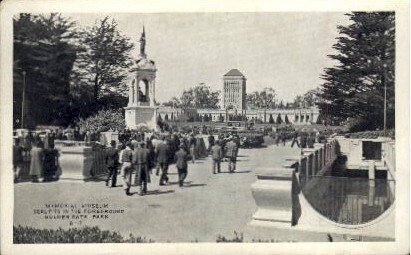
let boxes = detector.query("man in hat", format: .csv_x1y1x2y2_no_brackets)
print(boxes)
156,138,171,185
225,137,238,173
174,144,189,187
121,142,133,195
133,141,150,195
105,140,119,187
210,140,222,174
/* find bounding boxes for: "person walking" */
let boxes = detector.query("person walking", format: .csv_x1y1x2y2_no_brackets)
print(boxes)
13,138,24,183
105,140,119,188
189,134,196,163
307,133,315,148
211,140,222,174
133,142,151,195
225,137,238,173
120,142,133,196
29,141,44,182
156,139,170,186
207,134,215,153
300,131,308,149
43,143,59,182
291,131,300,148
174,144,189,187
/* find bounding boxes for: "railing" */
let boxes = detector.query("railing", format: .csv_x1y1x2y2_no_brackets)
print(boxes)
382,141,395,180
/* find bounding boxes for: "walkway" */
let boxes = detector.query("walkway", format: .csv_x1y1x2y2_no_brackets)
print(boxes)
14,143,301,242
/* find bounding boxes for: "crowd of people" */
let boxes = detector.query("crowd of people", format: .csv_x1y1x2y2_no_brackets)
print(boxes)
103,131,239,196
13,131,59,183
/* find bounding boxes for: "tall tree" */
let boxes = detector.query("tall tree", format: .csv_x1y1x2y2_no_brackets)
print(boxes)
73,16,134,105
246,87,276,109
178,83,220,109
319,12,395,130
13,13,78,127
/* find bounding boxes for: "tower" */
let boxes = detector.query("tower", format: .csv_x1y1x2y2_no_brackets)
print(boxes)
124,27,158,130
222,69,246,112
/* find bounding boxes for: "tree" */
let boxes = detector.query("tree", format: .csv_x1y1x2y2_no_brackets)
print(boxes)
13,13,78,128
269,114,274,124
162,97,181,108
246,87,277,109
284,114,290,124
178,83,220,109
164,113,169,121
318,12,395,130
73,16,134,106
276,114,283,124
78,109,125,133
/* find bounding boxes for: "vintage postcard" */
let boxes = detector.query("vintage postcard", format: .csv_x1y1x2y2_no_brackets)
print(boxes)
0,0,409,254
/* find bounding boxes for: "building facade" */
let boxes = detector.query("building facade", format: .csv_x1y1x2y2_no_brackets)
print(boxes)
222,69,247,112
157,68,320,125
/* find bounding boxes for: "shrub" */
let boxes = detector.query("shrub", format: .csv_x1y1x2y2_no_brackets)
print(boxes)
216,231,243,242
78,109,125,133
13,225,153,243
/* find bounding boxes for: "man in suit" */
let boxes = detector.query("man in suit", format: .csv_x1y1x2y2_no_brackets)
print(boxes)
174,144,189,187
133,142,150,195
225,137,238,173
208,134,215,153
189,134,196,163
121,142,134,196
156,139,170,185
13,138,24,183
210,140,222,174
105,140,119,187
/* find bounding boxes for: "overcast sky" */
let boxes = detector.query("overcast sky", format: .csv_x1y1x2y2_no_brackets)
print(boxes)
67,12,350,103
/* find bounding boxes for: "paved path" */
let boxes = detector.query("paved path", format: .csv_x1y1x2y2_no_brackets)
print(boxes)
14,143,300,242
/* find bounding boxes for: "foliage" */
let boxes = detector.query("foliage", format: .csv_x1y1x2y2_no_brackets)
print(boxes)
177,83,220,109
284,114,290,124
276,114,283,124
13,13,78,128
318,12,395,130
72,16,134,104
269,114,274,124
13,225,153,243
78,109,125,133
246,87,276,109
344,129,394,140
293,88,322,108
216,231,243,243
162,97,181,108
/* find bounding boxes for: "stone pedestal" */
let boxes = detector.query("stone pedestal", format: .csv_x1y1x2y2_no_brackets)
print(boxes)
250,167,295,226
125,106,157,130
58,146,94,181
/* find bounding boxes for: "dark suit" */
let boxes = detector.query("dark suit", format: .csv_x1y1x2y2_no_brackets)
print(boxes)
156,143,170,185
132,147,150,194
105,147,119,187
211,144,222,173
225,141,238,172
174,149,188,186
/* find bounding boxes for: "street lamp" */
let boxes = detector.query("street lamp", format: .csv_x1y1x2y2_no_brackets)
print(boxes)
383,64,387,135
21,71,26,129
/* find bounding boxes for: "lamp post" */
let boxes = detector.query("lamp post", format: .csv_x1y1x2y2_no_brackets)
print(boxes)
383,64,387,135
21,71,26,129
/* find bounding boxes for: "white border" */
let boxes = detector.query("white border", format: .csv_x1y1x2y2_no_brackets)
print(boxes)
1,1,409,255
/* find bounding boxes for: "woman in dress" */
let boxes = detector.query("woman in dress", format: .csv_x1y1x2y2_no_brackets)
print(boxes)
29,140,44,182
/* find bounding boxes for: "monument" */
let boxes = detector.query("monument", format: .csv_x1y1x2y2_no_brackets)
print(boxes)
124,26,158,130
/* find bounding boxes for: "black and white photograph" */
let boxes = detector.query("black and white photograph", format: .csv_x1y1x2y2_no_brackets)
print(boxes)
0,1,409,255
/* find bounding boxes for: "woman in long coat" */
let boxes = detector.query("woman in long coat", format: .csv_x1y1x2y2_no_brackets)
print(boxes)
29,141,44,182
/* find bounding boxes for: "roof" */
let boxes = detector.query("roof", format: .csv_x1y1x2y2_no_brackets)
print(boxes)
224,69,245,77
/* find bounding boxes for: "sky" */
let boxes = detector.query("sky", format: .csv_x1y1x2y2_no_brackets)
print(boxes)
67,12,350,103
